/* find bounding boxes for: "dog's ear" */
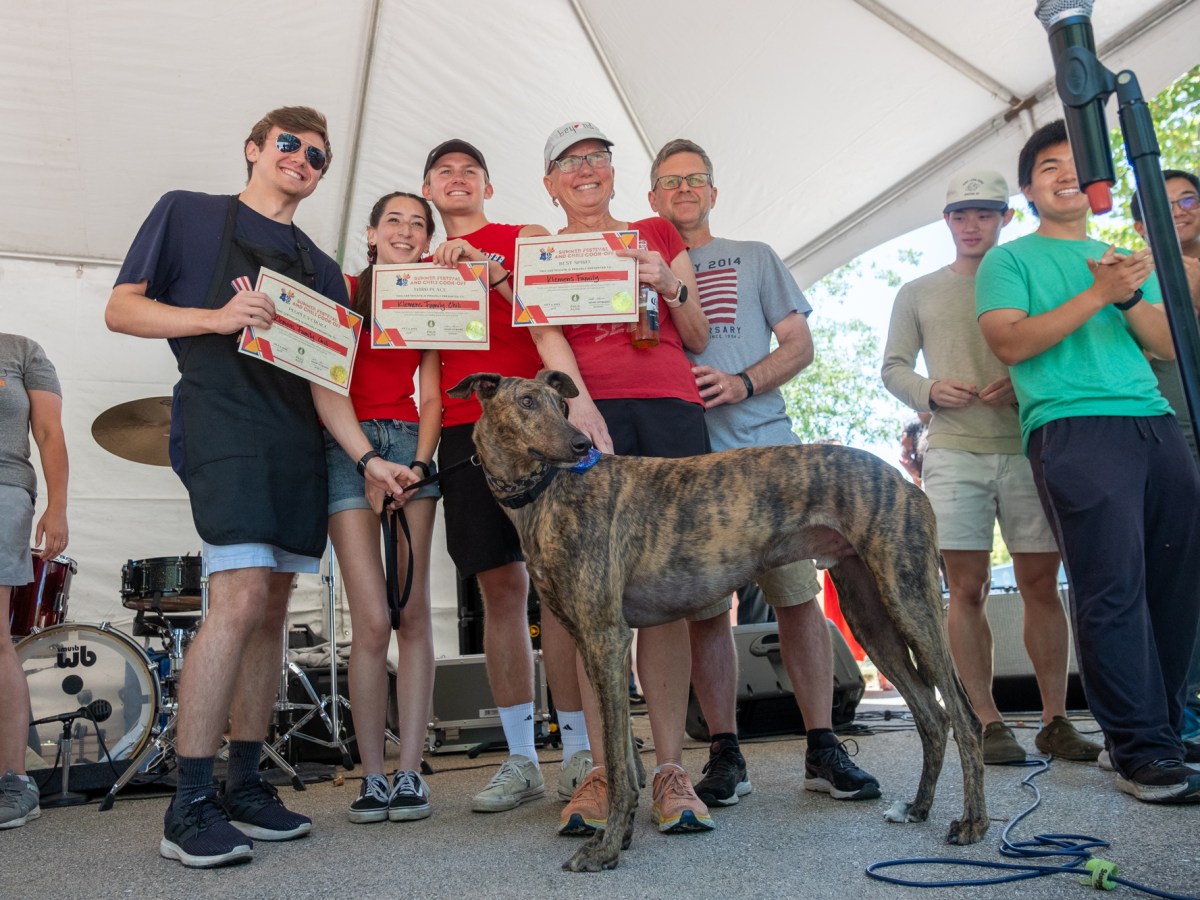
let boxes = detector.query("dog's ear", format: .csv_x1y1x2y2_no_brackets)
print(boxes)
537,370,579,399
447,373,503,400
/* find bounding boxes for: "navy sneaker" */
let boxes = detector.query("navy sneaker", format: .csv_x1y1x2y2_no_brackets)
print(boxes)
804,736,881,800
348,774,390,824
388,770,432,822
1116,760,1200,803
219,776,312,840
160,790,254,868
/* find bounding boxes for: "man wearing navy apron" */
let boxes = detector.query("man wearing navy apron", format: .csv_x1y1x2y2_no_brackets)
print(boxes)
107,106,412,868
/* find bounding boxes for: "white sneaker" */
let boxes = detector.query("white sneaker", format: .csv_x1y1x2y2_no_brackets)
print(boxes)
471,755,544,812
558,750,594,801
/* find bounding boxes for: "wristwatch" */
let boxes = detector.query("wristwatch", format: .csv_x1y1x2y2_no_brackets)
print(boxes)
666,281,688,306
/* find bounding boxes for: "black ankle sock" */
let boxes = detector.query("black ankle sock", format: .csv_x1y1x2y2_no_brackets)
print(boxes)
807,728,836,748
175,755,216,805
224,740,264,790
709,732,739,751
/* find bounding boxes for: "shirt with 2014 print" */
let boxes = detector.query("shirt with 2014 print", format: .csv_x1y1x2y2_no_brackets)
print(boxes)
687,237,811,451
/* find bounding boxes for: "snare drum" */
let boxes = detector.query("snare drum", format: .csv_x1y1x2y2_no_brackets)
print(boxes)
120,555,203,613
16,622,162,765
9,553,76,637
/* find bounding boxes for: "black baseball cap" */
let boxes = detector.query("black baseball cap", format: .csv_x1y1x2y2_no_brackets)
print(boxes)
423,139,488,178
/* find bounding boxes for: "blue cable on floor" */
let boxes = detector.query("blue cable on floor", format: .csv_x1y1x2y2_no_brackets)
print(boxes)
864,757,1198,898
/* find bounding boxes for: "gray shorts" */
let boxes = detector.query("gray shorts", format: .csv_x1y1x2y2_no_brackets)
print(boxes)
0,484,34,586
922,448,1057,553
691,558,822,622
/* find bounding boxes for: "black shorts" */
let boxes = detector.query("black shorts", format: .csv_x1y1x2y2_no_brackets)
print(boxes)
438,423,524,577
594,397,710,457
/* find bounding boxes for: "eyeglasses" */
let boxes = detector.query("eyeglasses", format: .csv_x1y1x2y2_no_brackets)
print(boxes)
276,133,327,171
551,150,612,174
654,173,712,190
1170,195,1200,212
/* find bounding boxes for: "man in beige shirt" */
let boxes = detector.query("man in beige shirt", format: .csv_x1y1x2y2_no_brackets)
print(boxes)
882,170,1100,765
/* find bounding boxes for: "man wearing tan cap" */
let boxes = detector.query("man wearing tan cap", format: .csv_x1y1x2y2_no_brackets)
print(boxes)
882,168,1101,766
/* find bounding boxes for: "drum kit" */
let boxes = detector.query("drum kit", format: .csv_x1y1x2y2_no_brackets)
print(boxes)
9,397,358,809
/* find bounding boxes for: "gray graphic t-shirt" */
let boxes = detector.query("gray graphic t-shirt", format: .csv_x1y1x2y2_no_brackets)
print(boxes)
687,238,811,451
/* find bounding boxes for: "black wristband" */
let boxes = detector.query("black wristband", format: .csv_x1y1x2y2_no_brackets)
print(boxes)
737,371,755,398
409,459,431,477
490,269,509,288
1115,288,1143,311
356,450,380,476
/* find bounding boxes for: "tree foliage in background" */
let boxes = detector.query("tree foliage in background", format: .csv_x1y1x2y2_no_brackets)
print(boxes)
1092,64,1199,249
783,256,920,449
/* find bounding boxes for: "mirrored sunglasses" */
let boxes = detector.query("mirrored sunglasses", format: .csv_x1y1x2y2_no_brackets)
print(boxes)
276,132,327,171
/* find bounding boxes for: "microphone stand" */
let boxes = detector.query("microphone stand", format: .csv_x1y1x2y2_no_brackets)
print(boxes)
1052,42,1200,449
41,716,90,808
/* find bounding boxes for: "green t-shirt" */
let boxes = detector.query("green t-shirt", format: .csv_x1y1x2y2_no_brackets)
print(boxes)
975,233,1169,451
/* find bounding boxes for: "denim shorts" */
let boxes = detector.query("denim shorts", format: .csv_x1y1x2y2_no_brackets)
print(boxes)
0,484,35,585
324,420,440,515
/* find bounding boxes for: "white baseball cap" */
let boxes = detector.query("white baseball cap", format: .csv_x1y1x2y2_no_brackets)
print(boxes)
544,121,613,173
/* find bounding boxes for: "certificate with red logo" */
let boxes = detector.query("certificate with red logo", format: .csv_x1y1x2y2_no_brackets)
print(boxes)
371,262,490,350
512,231,639,327
237,268,362,396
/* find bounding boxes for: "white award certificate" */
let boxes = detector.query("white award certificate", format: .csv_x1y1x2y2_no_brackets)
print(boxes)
371,261,490,350
237,268,362,396
511,231,639,327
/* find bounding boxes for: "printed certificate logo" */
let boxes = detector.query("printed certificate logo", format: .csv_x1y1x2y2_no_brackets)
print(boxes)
539,247,555,261
395,274,410,287
278,289,296,304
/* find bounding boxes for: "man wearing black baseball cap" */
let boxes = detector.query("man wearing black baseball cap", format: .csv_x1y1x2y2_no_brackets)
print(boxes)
420,139,593,815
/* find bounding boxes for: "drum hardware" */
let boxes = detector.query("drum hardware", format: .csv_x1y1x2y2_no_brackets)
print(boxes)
269,542,377,769
91,396,173,467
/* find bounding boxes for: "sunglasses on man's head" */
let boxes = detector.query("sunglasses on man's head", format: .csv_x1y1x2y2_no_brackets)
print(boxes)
276,133,327,171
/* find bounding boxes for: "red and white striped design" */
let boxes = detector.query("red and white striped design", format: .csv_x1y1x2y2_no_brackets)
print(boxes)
695,267,738,324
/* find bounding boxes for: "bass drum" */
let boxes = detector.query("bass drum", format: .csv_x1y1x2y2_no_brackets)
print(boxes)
16,623,161,767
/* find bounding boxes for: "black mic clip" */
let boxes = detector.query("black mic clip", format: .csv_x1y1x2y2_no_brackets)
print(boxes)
1054,44,1114,112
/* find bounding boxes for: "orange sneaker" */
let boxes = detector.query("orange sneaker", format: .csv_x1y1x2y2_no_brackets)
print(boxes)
558,766,607,836
651,764,714,833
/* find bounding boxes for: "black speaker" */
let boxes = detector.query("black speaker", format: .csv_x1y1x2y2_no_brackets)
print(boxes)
686,619,865,741
455,570,542,654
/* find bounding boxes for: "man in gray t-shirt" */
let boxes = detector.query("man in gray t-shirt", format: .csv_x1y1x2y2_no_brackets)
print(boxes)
649,139,880,808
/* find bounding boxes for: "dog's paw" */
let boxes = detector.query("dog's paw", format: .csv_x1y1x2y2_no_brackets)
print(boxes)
945,816,989,845
562,835,622,873
883,800,926,824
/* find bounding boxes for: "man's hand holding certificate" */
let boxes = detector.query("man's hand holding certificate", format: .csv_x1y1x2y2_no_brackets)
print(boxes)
371,261,490,350
511,231,640,326
237,268,362,396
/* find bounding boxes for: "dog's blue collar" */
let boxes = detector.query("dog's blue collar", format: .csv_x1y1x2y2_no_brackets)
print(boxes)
568,448,602,473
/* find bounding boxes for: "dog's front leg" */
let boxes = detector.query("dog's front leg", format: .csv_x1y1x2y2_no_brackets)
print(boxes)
563,622,636,872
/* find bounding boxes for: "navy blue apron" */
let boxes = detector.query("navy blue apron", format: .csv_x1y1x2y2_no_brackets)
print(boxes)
175,195,327,558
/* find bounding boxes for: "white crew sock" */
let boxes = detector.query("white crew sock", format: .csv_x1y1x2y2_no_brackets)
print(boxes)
499,702,539,767
556,709,590,763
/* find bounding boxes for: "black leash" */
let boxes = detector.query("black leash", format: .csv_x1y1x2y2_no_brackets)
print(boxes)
381,454,479,627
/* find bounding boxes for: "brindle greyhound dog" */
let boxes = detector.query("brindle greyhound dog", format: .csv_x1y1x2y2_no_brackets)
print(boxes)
448,371,987,872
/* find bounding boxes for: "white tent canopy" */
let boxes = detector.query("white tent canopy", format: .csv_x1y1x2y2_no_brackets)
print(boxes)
3,0,1197,644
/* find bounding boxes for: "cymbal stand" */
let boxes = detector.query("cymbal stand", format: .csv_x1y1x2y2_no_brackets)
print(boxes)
270,541,366,771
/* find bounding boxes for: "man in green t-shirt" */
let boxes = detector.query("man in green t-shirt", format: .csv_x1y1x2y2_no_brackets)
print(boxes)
976,120,1200,803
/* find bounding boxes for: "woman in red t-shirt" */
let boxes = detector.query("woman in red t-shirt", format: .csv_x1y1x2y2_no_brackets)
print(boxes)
529,122,714,837
325,192,441,824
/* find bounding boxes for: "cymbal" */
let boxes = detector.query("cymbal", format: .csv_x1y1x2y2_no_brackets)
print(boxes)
91,397,173,466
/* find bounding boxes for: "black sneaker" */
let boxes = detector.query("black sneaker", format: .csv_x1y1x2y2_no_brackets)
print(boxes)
804,737,881,800
1116,760,1200,803
1184,740,1200,766
694,739,752,807
219,777,312,840
348,775,390,824
160,790,254,868
389,770,432,822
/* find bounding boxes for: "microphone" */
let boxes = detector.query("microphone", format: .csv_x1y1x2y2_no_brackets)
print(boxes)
31,698,113,727
1034,0,1116,213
